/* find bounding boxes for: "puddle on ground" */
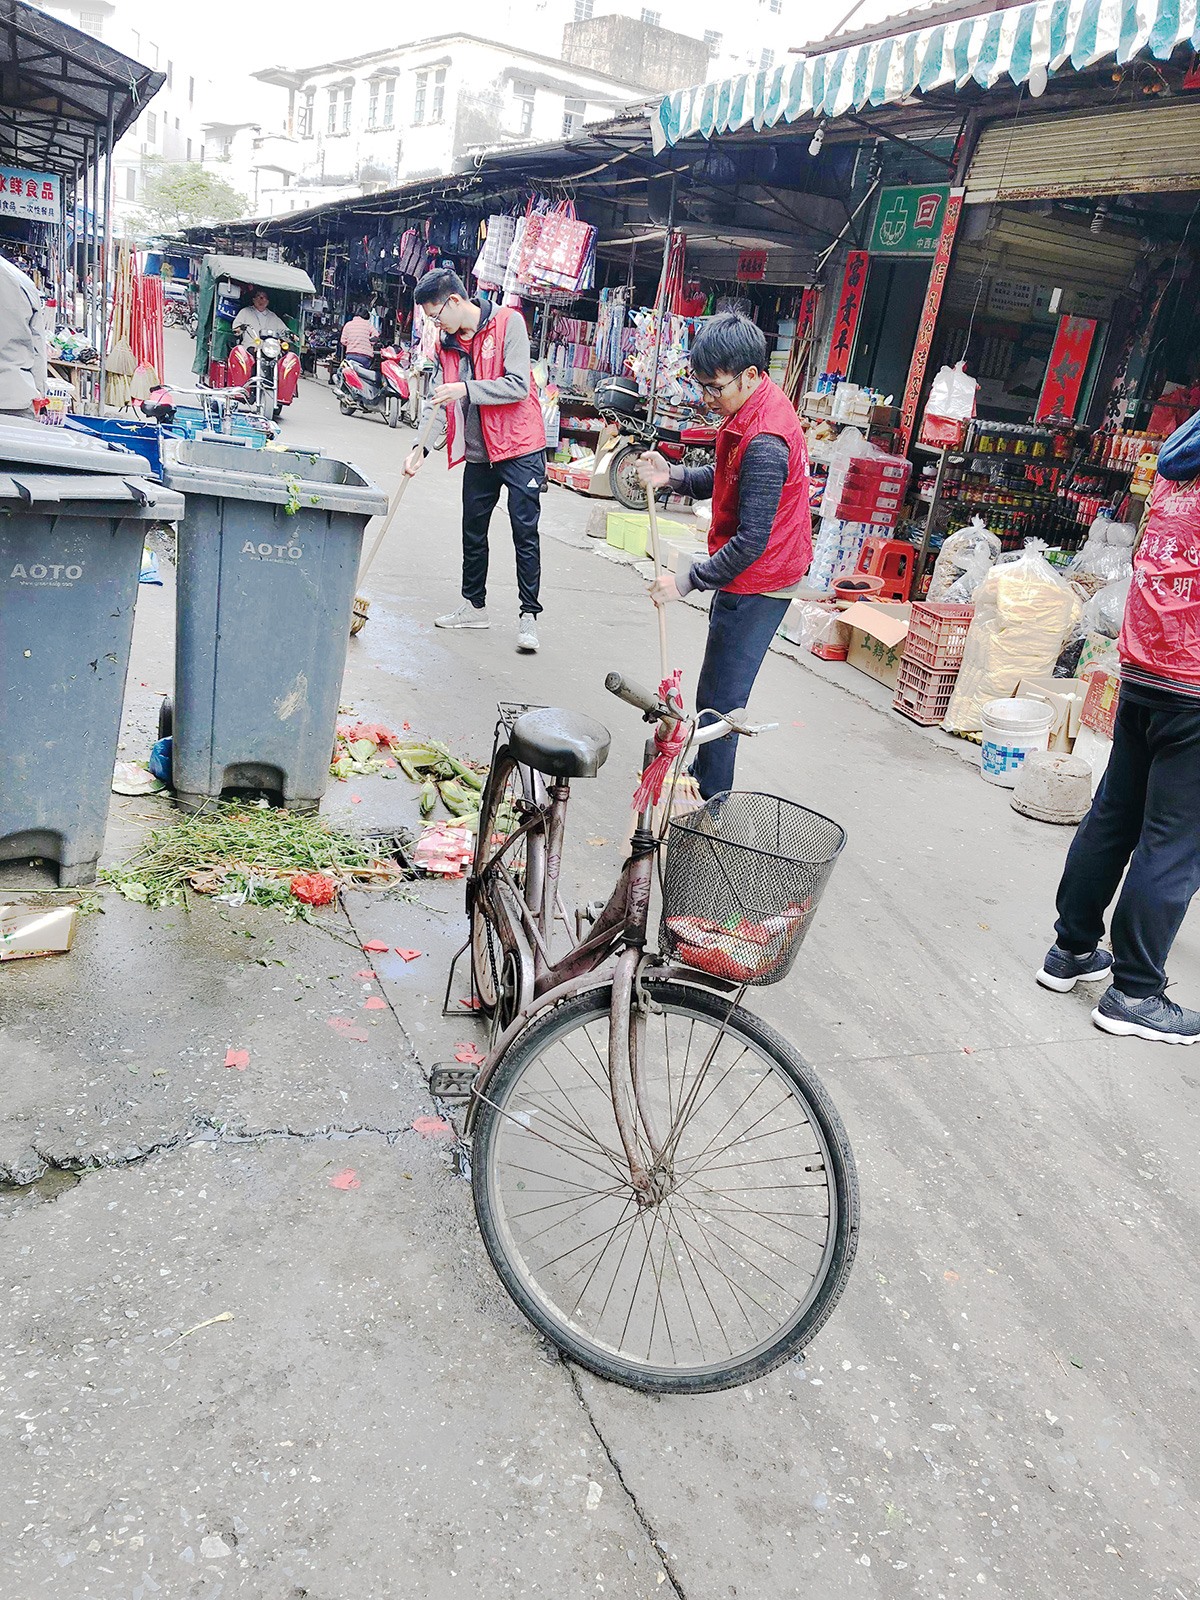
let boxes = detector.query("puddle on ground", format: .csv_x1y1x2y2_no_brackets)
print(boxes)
1,1167,83,1205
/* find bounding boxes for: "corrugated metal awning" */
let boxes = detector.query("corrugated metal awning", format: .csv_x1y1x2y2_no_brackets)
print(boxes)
652,0,1200,151
965,99,1200,200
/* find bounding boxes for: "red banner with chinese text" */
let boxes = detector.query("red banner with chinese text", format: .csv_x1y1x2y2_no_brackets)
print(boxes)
898,188,965,453
1036,315,1097,423
826,251,869,379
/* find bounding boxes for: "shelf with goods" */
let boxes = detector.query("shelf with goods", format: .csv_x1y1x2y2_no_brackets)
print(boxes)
904,421,1167,597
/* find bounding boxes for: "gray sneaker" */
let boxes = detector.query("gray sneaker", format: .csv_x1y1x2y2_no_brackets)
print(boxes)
436,603,489,629
516,612,540,653
1092,986,1200,1044
1036,944,1113,993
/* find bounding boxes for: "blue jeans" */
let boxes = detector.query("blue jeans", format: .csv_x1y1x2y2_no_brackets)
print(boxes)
693,590,789,799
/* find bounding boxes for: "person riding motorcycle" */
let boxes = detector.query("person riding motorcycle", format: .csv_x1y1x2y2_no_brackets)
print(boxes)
340,307,377,375
232,288,289,345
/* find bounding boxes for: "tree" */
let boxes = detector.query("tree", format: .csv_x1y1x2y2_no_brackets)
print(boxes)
131,159,249,235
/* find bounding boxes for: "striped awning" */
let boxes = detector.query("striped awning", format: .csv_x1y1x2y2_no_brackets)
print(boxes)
651,0,1200,151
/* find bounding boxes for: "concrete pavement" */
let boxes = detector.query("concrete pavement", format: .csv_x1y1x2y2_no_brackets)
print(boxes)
2,335,1198,1599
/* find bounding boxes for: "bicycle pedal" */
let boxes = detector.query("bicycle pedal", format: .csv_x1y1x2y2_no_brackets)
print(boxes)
429,1063,477,1102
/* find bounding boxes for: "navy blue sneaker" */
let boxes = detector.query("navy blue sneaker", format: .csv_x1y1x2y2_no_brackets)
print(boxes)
1036,944,1114,993
1092,987,1200,1045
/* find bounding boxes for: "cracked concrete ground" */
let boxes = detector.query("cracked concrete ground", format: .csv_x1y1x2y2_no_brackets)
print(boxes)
3,332,1199,1599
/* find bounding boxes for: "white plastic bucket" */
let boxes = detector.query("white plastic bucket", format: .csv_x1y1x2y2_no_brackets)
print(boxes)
980,697,1054,787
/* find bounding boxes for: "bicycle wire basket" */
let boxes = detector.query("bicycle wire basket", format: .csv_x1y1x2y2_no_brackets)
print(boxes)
660,792,846,986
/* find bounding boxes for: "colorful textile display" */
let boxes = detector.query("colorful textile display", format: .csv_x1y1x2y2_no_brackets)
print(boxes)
473,213,517,290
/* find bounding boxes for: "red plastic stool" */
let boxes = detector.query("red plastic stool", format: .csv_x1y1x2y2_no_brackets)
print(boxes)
855,537,916,602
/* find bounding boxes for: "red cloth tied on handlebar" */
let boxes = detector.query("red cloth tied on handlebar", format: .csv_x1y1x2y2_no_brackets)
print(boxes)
632,671,687,813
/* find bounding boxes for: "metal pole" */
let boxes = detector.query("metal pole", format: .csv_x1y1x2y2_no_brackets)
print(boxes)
85,140,97,348
99,94,115,411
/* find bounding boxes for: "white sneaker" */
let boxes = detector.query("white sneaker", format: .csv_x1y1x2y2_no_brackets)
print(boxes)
436,603,489,629
517,612,540,652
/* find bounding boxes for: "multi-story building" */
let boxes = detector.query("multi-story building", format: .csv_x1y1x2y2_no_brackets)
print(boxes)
29,0,218,228
253,35,649,215
558,0,799,81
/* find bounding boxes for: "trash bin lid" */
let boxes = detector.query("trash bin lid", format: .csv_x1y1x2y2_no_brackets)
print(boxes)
164,438,388,516
0,420,155,477
0,471,184,519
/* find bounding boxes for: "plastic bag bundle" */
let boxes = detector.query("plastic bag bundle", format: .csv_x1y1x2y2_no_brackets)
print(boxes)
927,361,978,421
1070,517,1136,583
929,517,1001,604
1081,575,1132,640
943,541,1083,733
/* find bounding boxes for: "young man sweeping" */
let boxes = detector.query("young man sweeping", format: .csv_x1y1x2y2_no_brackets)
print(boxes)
404,268,546,653
637,313,812,798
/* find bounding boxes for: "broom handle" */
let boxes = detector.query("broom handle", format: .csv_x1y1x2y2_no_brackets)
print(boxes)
645,484,670,683
357,405,441,584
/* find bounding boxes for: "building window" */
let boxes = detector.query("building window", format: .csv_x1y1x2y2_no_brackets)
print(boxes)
369,80,379,128
78,9,104,36
759,47,775,70
341,85,352,133
383,76,395,127
641,8,661,24
174,116,180,131
574,0,593,17
415,67,445,125
514,79,535,137
146,111,157,143
166,59,173,88
704,29,722,54
562,97,585,138
186,137,192,160
769,0,782,10
298,88,314,138
327,86,338,134
189,75,195,106
125,168,136,200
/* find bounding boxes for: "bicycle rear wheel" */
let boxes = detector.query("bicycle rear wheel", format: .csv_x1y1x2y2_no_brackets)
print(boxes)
472,980,858,1393
471,748,539,1019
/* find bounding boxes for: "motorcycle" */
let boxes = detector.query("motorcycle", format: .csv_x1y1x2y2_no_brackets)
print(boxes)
227,331,301,424
334,344,420,429
593,375,717,510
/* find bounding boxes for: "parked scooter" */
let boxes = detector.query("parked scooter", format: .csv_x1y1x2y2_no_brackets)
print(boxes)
334,343,420,428
594,375,717,511
227,331,301,424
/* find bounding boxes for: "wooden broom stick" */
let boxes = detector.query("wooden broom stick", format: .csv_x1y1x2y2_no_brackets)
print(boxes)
357,405,440,586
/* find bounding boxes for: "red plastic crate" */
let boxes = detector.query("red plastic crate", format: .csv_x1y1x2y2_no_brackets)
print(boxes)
892,657,959,725
901,603,975,671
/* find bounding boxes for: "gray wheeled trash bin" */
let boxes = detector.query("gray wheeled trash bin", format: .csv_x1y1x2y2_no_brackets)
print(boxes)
0,421,185,886
163,440,388,812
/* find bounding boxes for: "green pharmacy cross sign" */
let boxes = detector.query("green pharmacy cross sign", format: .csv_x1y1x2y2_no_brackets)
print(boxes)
869,185,950,257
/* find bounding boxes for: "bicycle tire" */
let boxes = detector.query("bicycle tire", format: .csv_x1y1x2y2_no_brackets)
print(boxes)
471,980,858,1394
470,747,540,1017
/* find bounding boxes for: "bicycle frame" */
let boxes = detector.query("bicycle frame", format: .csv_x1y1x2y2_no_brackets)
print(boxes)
463,713,739,1153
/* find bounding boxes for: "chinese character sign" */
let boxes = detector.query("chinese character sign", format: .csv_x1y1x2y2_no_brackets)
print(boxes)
1036,316,1097,423
0,167,61,223
869,185,950,256
898,188,965,452
827,251,869,380
736,249,768,282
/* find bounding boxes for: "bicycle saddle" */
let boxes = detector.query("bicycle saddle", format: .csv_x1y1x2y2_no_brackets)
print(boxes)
509,708,611,779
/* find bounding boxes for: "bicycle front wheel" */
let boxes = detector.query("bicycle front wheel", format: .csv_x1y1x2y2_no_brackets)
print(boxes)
472,981,858,1394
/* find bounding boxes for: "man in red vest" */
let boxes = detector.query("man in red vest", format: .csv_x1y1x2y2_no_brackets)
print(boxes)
1037,405,1200,1044
405,269,546,653
638,313,812,798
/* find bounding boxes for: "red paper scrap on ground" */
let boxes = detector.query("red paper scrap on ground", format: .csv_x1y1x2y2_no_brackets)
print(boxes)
395,948,422,961
355,969,377,979
459,997,482,1011
327,1016,370,1042
350,795,362,804
363,996,387,1011
362,940,389,953
223,1048,250,1071
412,1115,455,1140
329,1168,361,1189
454,1042,485,1064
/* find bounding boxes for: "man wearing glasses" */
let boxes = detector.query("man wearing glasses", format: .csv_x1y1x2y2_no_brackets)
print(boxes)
638,313,812,798
405,269,546,653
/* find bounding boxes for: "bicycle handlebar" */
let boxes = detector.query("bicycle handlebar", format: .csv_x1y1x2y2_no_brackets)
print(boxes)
605,672,668,718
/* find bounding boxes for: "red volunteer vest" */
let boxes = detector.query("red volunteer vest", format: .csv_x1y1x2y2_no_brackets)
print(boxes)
1120,472,1200,685
708,376,812,594
439,305,546,467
